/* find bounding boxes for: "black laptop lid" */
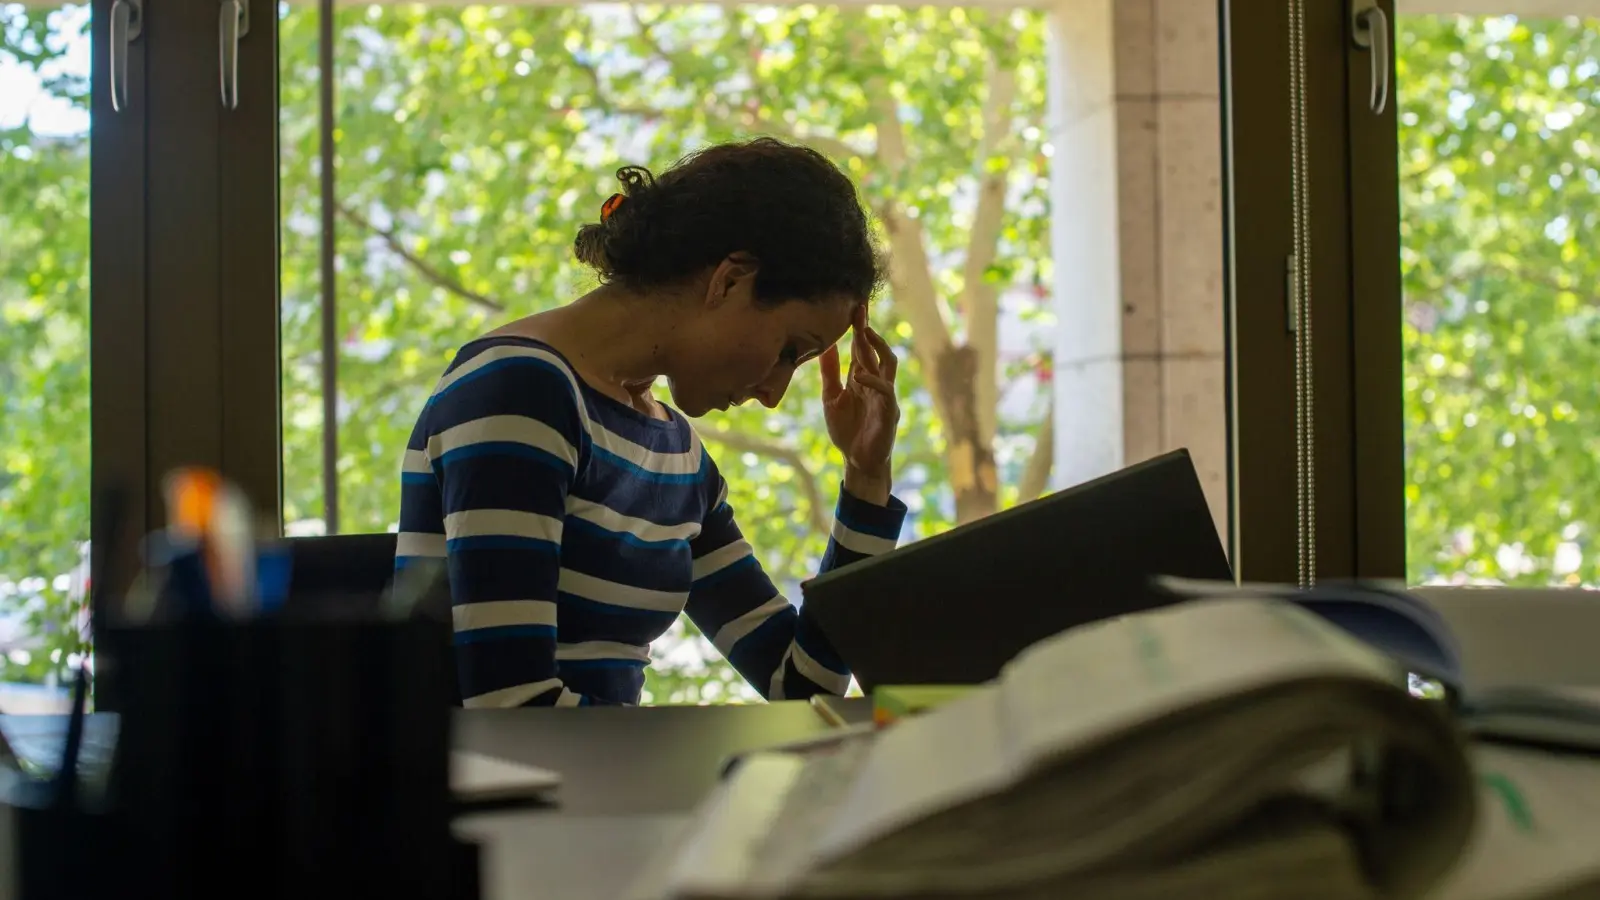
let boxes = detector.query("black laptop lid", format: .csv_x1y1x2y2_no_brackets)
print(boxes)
800,449,1232,692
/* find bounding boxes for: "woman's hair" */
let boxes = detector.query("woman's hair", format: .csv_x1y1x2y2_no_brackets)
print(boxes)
573,138,884,305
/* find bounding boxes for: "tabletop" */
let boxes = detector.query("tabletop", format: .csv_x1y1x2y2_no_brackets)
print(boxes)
452,701,844,815
3,700,856,899
452,700,860,900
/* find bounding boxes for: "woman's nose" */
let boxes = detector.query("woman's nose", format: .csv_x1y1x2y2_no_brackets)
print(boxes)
751,367,794,409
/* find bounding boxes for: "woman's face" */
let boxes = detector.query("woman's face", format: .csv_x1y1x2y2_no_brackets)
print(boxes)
664,259,858,417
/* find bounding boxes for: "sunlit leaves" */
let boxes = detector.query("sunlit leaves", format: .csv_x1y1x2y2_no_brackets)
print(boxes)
276,4,1052,701
2,4,1051,697
1399,15,1600,585
0,5,91,683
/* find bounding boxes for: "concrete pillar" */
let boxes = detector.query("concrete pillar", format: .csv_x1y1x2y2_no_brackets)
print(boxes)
1048,0,1228,539
1048,0,1125,490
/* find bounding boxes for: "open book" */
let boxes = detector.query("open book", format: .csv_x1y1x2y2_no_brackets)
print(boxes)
629,597,1485,900
1158,578,1600,755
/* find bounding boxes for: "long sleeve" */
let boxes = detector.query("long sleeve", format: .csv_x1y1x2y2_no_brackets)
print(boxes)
407,347,599,707
685,469,908,701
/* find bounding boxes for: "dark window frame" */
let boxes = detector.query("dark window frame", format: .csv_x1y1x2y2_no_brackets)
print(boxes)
89,0,280,709
1219,0,1405,584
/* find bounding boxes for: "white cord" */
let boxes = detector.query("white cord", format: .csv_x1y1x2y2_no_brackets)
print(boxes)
1289,0,1316,588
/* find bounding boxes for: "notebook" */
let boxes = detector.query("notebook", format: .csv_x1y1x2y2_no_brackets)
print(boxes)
1158,578,1600,755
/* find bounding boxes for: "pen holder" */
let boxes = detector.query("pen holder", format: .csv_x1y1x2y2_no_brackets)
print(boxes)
71,605,475,900
0,776,116,900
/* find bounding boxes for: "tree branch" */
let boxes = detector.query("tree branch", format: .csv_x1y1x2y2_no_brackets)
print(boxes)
569,39,662,120
616,9,867,163
628,7,673,64
336,204,506,315
1423,262,1599,310
1016,404,1054,502
865,71,953,383
959,56,1018,447
696,426,830,536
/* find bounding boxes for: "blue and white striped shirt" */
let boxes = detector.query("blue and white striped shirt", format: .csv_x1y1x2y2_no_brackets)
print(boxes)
395,337,907,707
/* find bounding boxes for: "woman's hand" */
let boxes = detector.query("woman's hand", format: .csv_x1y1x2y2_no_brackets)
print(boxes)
820,307,901,505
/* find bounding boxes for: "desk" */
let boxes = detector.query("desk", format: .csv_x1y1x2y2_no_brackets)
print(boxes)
3,701,850,900
455,702,847,899
453,702,839,815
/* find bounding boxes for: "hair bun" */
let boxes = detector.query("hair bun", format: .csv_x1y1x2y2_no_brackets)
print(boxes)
615,165,655,195
573,222,611,273
573,165,657,277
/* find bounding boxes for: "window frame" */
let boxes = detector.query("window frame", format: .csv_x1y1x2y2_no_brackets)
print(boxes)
1344,0,1404,579
1220,0,1406,584
89,0,281,707
1220,0,1303,583
90,0,150,710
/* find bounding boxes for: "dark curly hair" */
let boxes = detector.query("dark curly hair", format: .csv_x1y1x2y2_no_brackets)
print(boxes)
573,138,884,305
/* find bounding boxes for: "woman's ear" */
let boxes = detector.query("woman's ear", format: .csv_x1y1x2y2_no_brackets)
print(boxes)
705,252,761,307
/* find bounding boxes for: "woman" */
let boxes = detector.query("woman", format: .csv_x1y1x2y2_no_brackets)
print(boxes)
395,138,906,707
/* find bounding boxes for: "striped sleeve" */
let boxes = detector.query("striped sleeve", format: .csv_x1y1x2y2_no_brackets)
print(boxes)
422,347,600,708
684,465,907,701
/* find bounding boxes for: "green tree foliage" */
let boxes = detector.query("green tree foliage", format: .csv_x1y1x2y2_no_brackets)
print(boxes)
277,4,1052,535
0,5,90,684
275,4,1054,701
1,4,1056,698
26,10,1592,692
1398,15,1600,586
23,9,1599,692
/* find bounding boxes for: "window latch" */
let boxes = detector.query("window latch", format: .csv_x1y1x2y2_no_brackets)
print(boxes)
1351,0,1390,115
220,0,250,110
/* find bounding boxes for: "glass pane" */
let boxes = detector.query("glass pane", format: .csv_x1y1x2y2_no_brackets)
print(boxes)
1399,14,1600,586
279,3,1229,701
0,4,91,712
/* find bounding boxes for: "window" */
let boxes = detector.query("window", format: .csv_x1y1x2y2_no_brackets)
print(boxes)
1398,13,1600,586
277,2,1233,701
0,0,1257,708
0,3,91,710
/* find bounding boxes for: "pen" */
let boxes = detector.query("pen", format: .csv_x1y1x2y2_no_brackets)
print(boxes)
809,694,850,729
255,538,293,614
0,721,22,773
208,481,256,616
52,661,91,809
718,722,877,779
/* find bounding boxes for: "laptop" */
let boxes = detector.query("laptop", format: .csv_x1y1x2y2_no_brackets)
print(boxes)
801,449,1233,692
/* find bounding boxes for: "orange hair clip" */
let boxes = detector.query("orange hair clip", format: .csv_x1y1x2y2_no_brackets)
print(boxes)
601,192,627,221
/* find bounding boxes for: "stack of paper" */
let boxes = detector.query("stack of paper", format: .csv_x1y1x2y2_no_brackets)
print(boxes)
631,598,1480,900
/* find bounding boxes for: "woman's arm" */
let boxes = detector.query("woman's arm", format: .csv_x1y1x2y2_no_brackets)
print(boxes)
406,345,606,707
684,472,907,700
686,314,907,699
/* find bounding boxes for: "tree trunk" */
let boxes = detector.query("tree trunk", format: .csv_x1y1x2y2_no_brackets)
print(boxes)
935,344,999,523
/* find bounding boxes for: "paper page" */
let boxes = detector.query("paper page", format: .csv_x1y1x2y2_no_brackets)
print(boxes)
1466,686,1600,752
810,687,1012,864
1159,579,1464,689
998,598,1402,769
1426,744,1600,900
1548,686,1600,706
450,750,561,802
807,600,1405,874
626,754,809,900
1471,685,1600,713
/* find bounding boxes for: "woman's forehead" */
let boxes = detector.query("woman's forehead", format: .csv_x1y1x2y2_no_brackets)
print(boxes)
786,295,859,342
